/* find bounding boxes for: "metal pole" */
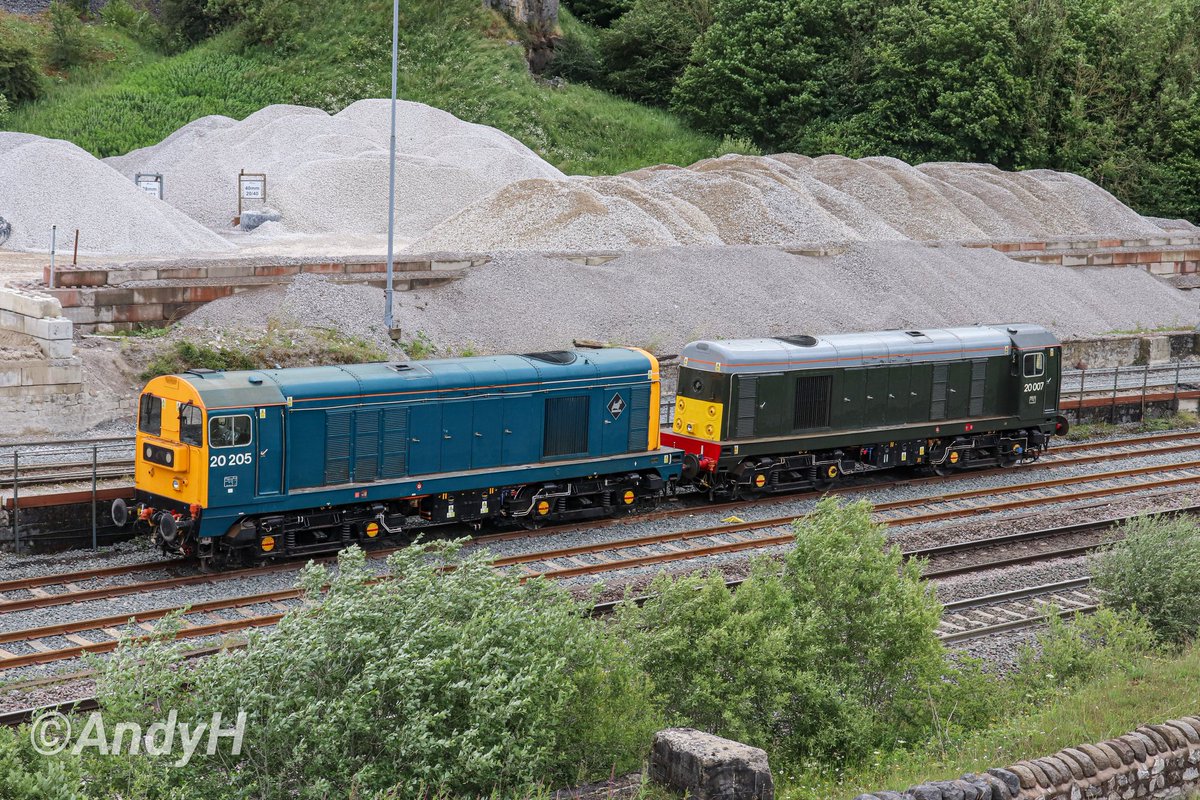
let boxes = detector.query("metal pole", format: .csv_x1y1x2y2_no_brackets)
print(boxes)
11,451,17,554
383,0,399,333
48,225,57,289
1078,368,1085,417
91,445,98,551
1175,360,1182,409
73,229,79,266
1110,366,1120,424
1140,364,1150,422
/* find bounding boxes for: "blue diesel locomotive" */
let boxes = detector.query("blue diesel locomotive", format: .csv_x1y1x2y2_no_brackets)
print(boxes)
119,347,680,569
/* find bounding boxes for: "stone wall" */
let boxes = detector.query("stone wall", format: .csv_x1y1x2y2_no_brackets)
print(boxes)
30,254,485,333
967,234,1200,277
1063,332,1200,369
855,717,1200,800
0,287,80,396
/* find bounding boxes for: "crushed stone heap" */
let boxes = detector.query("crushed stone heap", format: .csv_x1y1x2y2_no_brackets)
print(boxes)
104,100,564,239
0,133,234,257
409,153,1169,252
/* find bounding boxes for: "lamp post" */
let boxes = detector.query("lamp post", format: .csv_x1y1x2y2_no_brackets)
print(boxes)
384,0,400,334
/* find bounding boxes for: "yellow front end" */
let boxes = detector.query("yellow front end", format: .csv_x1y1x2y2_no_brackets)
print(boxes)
671,396,724,442
136,375,208,511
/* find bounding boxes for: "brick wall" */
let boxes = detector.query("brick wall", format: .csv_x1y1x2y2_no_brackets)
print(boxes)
966,235,1200,277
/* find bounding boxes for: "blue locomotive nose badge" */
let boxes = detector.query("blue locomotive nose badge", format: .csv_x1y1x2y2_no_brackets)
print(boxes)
607,394,626,420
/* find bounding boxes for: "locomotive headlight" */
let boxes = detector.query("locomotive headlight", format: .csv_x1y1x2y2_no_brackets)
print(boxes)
172,478,181,491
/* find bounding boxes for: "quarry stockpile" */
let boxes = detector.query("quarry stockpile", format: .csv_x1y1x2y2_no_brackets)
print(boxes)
0,133,234,257
409,152,1169,252
173,244,1199,356
104,100,564,239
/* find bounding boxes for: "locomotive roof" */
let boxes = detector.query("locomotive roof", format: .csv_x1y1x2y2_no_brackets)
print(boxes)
679,324,1058,374
163,347,655,410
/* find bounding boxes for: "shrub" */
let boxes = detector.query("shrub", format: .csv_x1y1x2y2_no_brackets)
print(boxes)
1010,607,1157,701
0,29,43,103
89,544,657,798
47,1,91,68
598,0,712,106
1093,514,1200,644
139,339,256,379
100,0,163,48
0,727,86,800
617,497,947,762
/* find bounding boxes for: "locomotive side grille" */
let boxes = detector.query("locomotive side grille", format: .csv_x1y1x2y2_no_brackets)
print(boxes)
793,375,832,430
380,407,409,478
736,376,758,438
544,395,590,457
968,359,987,416
930,364,949,420
354,410,381,482
627,385,651,452
325,410,352,485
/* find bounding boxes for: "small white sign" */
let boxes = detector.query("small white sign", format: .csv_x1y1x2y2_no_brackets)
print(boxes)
135,174,163,199
240,177,265,200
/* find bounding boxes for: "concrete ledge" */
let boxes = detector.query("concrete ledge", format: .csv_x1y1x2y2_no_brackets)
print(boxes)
0,287,75,359
650,728,774,800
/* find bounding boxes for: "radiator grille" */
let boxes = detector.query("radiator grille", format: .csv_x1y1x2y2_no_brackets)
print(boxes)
544,396,590,457
736,376,758,438
793,375,832,430
324,410,352,485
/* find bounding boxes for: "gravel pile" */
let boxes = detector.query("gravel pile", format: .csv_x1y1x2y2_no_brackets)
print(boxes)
409,153,1169,252
0,134,234,256
105,100,563,238
391,243,1198,355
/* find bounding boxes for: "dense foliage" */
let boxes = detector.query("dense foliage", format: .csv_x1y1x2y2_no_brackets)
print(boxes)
564,0,1200,220
1094,513,1200,644
0,28,42,103
616,498,952,760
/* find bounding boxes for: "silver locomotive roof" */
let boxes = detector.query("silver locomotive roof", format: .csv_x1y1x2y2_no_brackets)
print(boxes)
679,324,1058,374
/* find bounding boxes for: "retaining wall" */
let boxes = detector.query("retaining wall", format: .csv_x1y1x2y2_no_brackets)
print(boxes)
32,255,485,332
1064,332,1200,369
967,234,1200,276
855,717,1200,800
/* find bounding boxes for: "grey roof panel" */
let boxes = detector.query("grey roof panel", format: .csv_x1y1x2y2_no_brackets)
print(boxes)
680,325,1056,374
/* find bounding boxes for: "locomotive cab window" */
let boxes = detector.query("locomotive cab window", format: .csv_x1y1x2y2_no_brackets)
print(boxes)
1023,352,1045,378
209,415,252,449
138,394,162,437
179,403,203,447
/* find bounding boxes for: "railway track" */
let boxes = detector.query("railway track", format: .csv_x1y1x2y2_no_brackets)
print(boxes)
2,447,1198,617
937,577,1098,644
0,494,1182,673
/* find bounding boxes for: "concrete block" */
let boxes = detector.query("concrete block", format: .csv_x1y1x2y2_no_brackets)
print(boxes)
431,259,475,271
112,303,165,323
1147,237,1170,247
60,306,98,325
206,264,260,279
300,262,345,274
21,362,82,386
0,368,21,388
1114,251,1154,265
254,264,302,277
104,268,160,285
1090,253,1114,265
22,316,72,341
36,337,75,359
649,728,773,800
49,268,110,288
1149,262,1177,275
0,288,62,318
1062,254,1091,266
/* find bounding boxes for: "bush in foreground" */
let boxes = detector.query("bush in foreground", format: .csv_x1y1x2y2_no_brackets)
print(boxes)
81,544,656,798
1093,513,1200,644
616,497,950,761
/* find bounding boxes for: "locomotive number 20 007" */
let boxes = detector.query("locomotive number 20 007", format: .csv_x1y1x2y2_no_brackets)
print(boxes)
210,452,253,467
1023,381,1046,393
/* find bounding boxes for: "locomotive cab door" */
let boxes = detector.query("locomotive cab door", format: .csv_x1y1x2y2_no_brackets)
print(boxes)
1018,349,1050,421
255,406,284,496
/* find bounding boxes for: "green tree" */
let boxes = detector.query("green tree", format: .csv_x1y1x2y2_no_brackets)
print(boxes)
618,497,947,760
564,0,635,27
598,0,713,106
1093,514,1200,644
0,27,43,102
46,0,91,68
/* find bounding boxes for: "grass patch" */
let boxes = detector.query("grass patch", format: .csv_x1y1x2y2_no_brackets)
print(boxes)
781,642,1200,800
4,0,735,172
138,329,390,379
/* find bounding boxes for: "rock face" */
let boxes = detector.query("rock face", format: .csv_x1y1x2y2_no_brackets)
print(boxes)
649,728,774,800
484,0,557,27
